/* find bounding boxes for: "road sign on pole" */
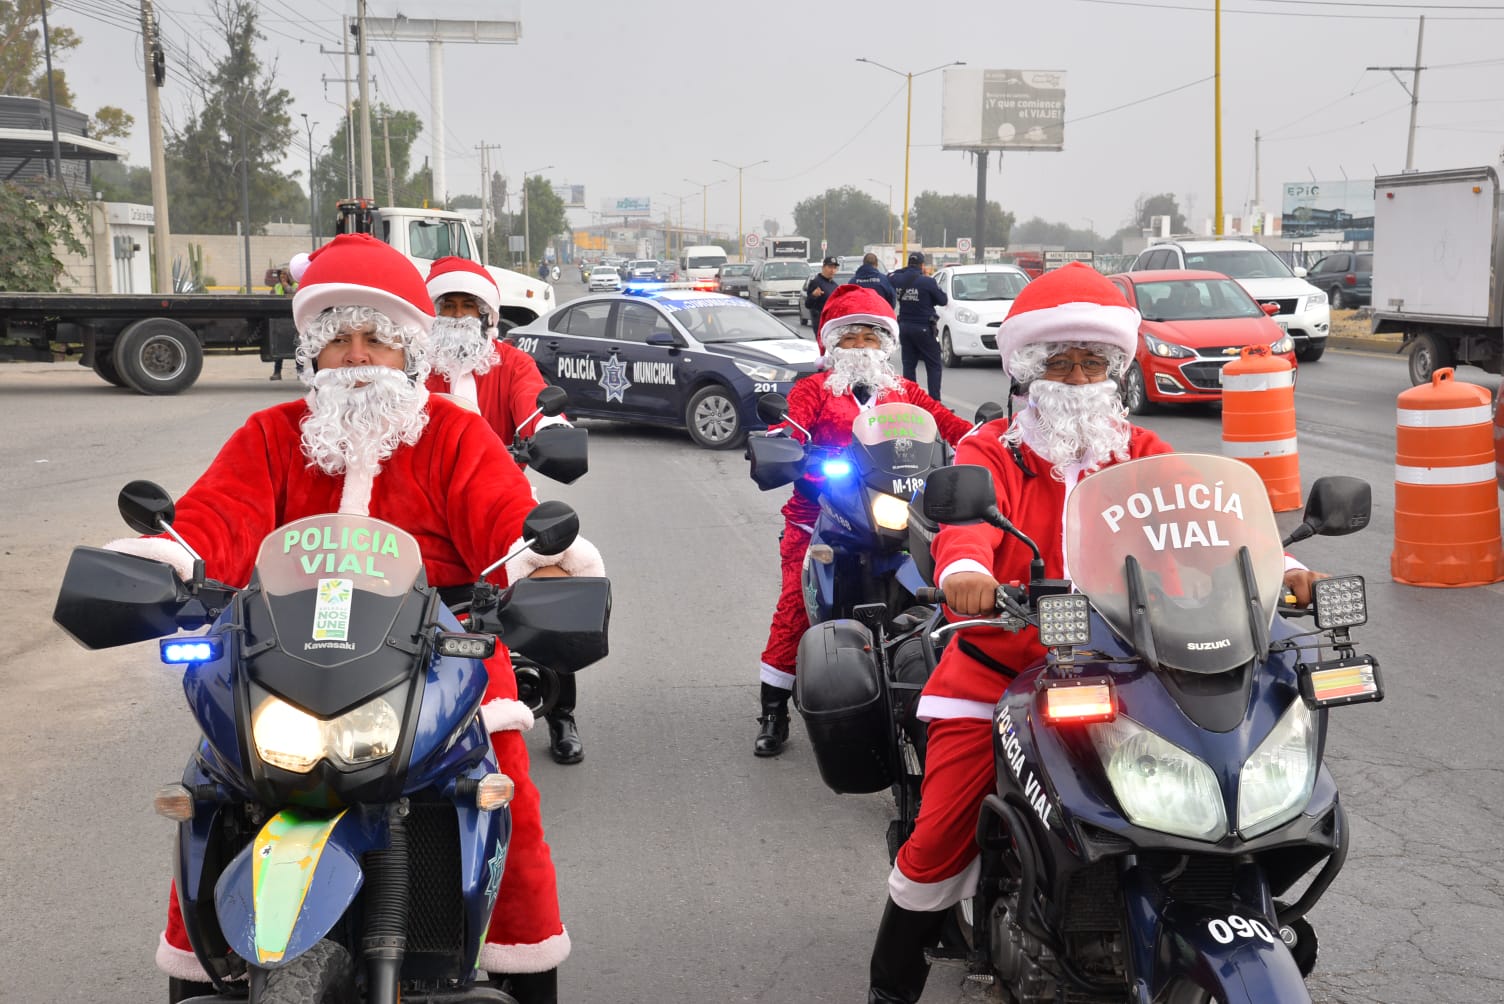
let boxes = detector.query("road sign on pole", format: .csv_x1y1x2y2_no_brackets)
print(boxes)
745,232,761,248
956,237,973,253
821,239,828,252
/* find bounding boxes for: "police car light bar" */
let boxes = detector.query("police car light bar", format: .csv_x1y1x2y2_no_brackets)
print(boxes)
160,637,223,665
1041,678,1117,724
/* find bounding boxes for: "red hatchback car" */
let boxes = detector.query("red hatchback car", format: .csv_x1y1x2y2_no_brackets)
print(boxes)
1109,269,1297,414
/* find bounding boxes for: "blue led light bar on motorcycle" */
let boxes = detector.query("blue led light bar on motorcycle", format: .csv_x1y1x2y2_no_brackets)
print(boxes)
821,458,853,478
160,637,223,665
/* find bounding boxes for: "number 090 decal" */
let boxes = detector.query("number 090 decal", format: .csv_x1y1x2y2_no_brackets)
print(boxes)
1206,914,1276,945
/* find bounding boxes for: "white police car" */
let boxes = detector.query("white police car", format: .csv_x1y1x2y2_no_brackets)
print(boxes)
507,286,822,449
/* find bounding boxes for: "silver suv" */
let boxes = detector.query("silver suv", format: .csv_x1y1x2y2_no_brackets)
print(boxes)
1130,239,1330,361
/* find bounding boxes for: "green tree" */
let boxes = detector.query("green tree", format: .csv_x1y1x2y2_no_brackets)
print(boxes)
0,180,86,291
92,160,153,204
763,217,780,238
523,175,566,264
791,186,895,257
165,1,303,235
909,191,1013,249
0,2,132,145
1010,217,1106,251
1134,193,1187,235
310,103,424,237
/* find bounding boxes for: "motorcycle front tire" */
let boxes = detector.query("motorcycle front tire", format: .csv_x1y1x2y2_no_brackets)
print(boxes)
257,939,356,1004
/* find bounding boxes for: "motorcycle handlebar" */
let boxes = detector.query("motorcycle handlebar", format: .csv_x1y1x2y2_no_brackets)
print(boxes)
915,586,945,605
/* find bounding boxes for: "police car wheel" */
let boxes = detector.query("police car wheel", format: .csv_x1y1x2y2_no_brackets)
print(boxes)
686,384,744,450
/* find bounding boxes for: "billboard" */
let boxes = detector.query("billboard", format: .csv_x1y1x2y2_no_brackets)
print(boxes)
602,196,651,217
554,183,585,207
1281,180,1374,238
942,69,1066,151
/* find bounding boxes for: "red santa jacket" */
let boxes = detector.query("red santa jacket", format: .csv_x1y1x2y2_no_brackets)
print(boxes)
918,419,1173,718
777,371,973,524
153,396,536,592
424,341,551,448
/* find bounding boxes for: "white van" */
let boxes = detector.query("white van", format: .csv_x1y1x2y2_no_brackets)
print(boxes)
681,245,729,281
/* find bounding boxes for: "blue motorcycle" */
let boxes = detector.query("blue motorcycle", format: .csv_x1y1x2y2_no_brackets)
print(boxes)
54,484,608,1003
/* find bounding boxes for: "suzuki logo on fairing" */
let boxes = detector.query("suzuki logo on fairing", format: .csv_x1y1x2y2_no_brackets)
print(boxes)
1187,638,1232,651
996,706,1051,828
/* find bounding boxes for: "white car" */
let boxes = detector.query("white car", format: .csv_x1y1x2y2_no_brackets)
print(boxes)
932,264,1032,365
588,267,623,292
1129,239,1330,361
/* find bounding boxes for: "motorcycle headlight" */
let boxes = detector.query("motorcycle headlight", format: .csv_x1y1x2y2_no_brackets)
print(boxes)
871,492,911,531
1270,333,1294,355
954,307,980,325
253,694,403,773
1091,716,1227,841
1237,699,1318,837
1143,332,1195,359
734,359,798,382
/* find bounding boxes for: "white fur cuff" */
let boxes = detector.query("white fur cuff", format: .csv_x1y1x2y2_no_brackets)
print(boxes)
105,537,194,582
503,534,605,582
155,932,212,982
479,927,571,974
481,698,535,734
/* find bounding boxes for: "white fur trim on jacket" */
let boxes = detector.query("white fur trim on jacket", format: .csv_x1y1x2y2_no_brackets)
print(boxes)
760,662,796,690
451,372,479,407
887,855,981,912
338,466,376,517
996,300,1139,370
480,928,572,974
481,697,535,734
503,534,605,581
105,537,195,582
155,931,212,982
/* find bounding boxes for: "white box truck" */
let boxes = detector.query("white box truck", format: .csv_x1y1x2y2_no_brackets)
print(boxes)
1372,167,1504,384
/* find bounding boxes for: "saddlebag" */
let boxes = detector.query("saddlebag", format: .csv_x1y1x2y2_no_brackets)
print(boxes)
794,619,894,794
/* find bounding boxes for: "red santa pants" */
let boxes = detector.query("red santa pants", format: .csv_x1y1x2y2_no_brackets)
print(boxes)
157,655,567,980
889,716,996,911
758,514,814,692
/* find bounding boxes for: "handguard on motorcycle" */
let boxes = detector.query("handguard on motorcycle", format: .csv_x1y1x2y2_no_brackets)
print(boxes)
1281,476,1371,547
923,465,1046,582
525,425,589,484
53,546,233,649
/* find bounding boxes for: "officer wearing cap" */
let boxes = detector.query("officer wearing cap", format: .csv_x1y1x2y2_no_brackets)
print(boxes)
803,256,841,331
888,250,949,399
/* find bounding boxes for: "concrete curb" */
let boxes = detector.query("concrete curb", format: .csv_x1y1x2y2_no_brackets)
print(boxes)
1327,334,1405,356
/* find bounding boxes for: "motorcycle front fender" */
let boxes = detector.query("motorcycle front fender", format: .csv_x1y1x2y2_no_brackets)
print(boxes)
214,807,380,969
1123,887,1311,1004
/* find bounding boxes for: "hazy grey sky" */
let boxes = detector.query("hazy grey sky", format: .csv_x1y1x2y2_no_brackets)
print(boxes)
50,0,1504,241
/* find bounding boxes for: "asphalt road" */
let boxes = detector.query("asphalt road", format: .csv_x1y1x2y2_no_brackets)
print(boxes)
0,283,1500,1003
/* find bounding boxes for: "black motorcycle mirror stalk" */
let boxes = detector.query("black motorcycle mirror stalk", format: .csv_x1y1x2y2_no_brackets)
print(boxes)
118,480,209,589
516,385,571,437
475,501,581,590
756,392,810,440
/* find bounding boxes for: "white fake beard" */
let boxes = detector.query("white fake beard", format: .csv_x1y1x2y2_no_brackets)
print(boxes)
1007,379,1131,478
428,316,496,380
300,366,430,476
825,347,899,397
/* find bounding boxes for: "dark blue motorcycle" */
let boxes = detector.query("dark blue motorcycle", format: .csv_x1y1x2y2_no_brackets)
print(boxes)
54,485,608,1003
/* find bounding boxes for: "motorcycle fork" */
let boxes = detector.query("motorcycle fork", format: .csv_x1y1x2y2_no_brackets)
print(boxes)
362,801,412,1004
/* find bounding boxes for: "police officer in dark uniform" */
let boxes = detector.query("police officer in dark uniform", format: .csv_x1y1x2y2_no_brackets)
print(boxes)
851,252,898,308
803,256,840,330
888,251,949,399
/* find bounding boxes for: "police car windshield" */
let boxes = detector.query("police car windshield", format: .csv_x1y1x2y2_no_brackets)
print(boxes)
670,299,795,343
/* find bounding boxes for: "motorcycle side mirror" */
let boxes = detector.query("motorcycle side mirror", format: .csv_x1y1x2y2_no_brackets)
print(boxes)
119,480,176,534
756,393,790,425
523,500,580,556
535,385,569,418
923,465,997,524
973,401,1006,425
1283,476,1371,546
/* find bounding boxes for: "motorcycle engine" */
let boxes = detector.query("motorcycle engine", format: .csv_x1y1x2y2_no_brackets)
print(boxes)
990,896,1053,1002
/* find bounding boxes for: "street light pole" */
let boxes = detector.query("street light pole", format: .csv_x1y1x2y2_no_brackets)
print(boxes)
302,114,318,250
868,177,893,245
856,58,964,260
683,177,725,245
713,159,767,262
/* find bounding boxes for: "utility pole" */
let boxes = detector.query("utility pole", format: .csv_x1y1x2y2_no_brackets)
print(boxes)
1253,129,1262,221
712,160,768,262
683,177,724,245
302,114,317,249
39,2,64,193
238,101,252,293
1214,0,1224,235
381,111,395,204
140,0,172,292
476,142,503,265
1368,15,1426,171
356,0,374,198
974,151,988,265
318,32,360,198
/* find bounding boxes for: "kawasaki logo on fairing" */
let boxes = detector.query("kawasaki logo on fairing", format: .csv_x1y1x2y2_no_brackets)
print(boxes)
997,705,1051,828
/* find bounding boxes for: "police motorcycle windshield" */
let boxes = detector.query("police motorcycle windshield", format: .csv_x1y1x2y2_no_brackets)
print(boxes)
1065,453,1284,674
255,515,421,667
848,402,941,489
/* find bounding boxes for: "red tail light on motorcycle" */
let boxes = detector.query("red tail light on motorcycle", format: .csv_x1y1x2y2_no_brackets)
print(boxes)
1041,679,1117,724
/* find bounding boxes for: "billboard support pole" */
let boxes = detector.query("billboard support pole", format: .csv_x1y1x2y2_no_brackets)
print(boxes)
1214,0,1224,235
973,149,988,265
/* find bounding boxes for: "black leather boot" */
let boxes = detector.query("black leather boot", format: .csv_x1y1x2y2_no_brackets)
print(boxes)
167,978,215,1003
545,675,583,765
495,967,558,1004
868,897,948,1003
753,682,791,757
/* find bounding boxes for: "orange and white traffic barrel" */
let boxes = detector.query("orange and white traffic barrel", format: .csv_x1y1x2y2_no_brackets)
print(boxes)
1392,368,1504,587
1221,345,1300,511
1494,384,1503,489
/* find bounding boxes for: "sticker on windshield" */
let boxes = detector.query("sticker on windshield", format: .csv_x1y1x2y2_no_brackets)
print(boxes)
1099,481,1246,552
312,578,353,641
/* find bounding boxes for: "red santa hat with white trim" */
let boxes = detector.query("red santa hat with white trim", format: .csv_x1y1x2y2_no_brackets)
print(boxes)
817,284,899,363
426,256,502,332
291,233,436,347
995,262,1139,374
